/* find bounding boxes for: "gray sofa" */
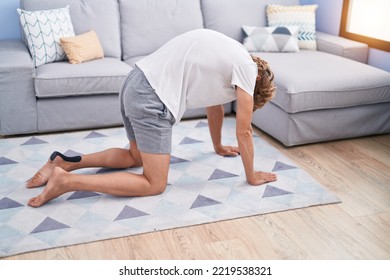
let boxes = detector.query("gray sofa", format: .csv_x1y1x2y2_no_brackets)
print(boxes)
1,0,389,147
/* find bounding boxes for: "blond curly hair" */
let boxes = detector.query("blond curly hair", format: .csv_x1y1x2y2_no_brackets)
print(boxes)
251,55,276,111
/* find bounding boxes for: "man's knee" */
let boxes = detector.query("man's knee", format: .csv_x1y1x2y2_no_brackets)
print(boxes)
141,152,170,196
148,180,167,195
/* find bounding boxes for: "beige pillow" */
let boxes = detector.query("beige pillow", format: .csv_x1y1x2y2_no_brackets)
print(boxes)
60,30,104,64
267,4,318,50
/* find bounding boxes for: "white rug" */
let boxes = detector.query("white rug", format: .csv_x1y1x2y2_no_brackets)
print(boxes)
0,117,340,257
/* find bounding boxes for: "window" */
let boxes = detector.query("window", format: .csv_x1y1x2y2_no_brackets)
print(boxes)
340,0,390,51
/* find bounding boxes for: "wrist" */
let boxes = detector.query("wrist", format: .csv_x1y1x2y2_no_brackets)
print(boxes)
214,143,223,153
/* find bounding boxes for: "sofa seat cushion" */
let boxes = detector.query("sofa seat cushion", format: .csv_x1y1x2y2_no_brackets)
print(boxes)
254,51,390,113
35,58,131,98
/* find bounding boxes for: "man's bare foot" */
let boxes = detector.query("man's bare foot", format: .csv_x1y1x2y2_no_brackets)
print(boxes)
28,167,70,207
27,151,74,188
248,171,277,186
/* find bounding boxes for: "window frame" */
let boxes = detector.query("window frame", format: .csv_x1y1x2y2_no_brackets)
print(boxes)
339,0,390,51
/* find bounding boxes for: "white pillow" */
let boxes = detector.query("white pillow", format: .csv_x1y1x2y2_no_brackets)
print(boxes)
17,6,75,67
242,25,300,52
267,4,318,50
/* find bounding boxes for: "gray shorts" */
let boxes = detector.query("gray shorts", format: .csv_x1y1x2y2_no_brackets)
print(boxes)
119,66,175,154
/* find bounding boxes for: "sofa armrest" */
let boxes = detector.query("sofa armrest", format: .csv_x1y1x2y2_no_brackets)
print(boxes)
0,40,38,135
316,31,368,63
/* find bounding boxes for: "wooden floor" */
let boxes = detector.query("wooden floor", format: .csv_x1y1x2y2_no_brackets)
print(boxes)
3,125,390,260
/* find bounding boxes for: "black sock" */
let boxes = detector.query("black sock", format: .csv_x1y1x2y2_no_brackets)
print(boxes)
50,151,82,163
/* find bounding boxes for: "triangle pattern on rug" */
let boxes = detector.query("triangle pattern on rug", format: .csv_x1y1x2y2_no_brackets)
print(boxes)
272,161,297,172
21,137,48,146
170,155,190,164
191,195,221,209
208,169,239,181
0,157,18,165
114,206,149,221
30,217,70,234
195,121,208,128
67,191,101,200
64,150,83,157
179,137,203,145
84,131,107,139
0,197,24,210
262,185,292,198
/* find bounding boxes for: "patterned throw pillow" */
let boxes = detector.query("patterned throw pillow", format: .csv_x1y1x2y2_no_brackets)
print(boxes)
17,6,75,67
60,30,104,64
242,25,300,52
267,4,318,50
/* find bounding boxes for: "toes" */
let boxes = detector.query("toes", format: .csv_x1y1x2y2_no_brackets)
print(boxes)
27,176,42,188
26,162,53,188
28,197,39,207
26,179,35,188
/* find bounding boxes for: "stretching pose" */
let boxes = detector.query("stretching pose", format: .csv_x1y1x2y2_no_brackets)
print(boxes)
27,29,277,207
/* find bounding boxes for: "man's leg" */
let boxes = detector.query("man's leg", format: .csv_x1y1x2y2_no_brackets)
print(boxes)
27,140,143,188
28,152,170,207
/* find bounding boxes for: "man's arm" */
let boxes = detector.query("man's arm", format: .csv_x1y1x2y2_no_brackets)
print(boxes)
206,105,240,156
235,87,277,185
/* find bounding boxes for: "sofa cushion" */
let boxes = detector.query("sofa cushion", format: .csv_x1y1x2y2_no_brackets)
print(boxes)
21,0,71,11
21,0,121,59
17,6,75,67
119,0,203,61
34,58,131,98
201,0,299,43
253,51,390,113
69,0,121,58
124,55,146,67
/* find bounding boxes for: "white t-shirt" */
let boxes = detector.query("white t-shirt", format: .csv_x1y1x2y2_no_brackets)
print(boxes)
136,29,257,124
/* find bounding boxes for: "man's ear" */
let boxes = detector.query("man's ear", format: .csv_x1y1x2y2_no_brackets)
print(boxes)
256,75,261,81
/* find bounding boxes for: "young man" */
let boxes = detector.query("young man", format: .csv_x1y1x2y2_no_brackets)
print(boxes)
27,29,277,207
